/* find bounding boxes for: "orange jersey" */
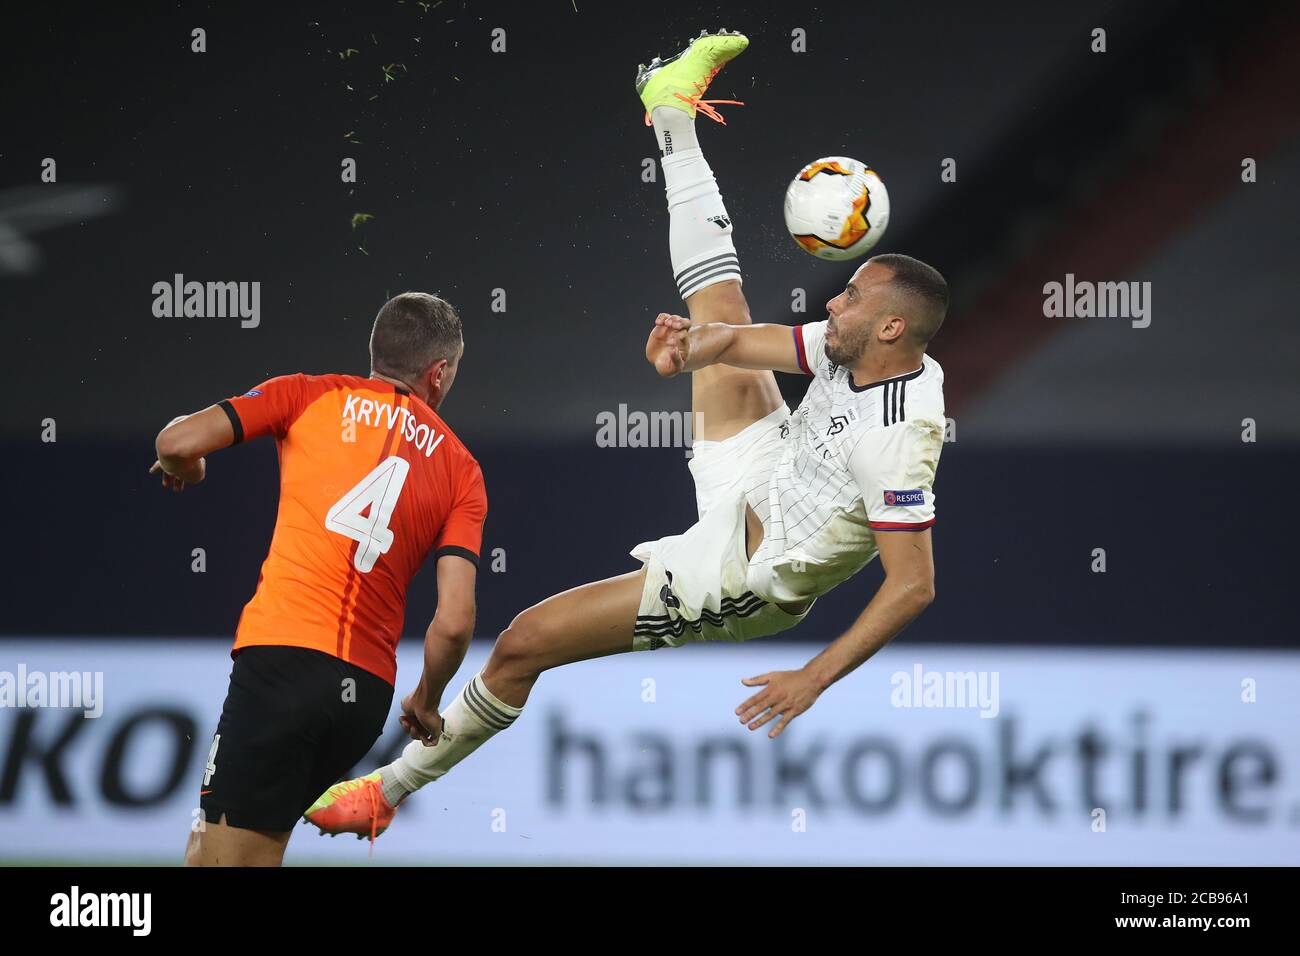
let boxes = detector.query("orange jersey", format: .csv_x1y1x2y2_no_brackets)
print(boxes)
218,373,486,685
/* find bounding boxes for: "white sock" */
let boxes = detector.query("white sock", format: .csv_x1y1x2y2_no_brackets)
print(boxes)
651,104,699,156
652,110,740,301
378,764,410,807
385,672,523,795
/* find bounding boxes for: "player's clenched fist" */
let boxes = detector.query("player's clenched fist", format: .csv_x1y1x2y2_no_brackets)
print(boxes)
150,414,207,491
400,693,445,747
149,458,205,492
645,312,692,377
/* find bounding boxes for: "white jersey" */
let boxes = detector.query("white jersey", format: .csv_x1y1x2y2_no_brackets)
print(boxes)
745,320,946,604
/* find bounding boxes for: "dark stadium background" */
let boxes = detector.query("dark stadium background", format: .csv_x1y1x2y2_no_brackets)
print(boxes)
1,0,1299,871
4,0,1296,645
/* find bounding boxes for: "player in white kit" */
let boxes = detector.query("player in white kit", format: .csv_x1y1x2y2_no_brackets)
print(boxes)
306,29,949,839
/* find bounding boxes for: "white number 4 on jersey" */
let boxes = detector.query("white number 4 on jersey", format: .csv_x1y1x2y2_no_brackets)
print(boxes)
325,455,410,572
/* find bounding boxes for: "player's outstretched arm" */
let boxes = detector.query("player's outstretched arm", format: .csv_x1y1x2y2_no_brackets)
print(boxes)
149,405,237,491
400,554,478,746
736,529,936,738
646,313,805,377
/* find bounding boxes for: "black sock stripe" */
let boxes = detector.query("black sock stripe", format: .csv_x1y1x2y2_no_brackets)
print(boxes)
465,682,515,729
676,257,740,286
459,690,504,729
472,683,518,726
674,251,739,284
461,684,513,730
679,265,743,296
466,680,516,728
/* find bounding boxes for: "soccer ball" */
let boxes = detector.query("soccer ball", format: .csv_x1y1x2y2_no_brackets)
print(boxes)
783,157,890,261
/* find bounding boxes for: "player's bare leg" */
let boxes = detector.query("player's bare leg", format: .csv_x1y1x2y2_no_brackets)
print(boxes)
304,570,647,837
641,29,781,564
683,281,783,441
638,30,782,443
184,815,291,866
480,569,647,704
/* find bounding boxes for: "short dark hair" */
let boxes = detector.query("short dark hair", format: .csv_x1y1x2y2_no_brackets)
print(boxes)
870,253,949,345
369,292,462,382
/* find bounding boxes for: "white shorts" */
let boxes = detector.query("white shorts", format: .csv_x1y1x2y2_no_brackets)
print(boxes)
629,404,812,651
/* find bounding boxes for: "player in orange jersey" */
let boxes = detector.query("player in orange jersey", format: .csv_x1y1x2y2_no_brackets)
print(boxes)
151,292,486,866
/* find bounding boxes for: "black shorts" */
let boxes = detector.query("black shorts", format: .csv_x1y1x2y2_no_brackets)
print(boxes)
199,645,394,832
